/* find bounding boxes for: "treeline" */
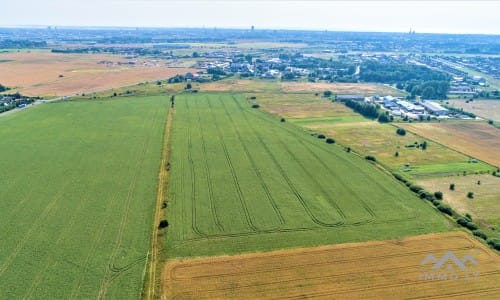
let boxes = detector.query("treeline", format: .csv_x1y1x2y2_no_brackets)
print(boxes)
360,61,450,83
0,39,47,49
403,80,450,99
0,83,8,92
343,99,379,118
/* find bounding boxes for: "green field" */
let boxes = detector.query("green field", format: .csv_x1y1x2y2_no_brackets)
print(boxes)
165,93,451,258
0,96,168,298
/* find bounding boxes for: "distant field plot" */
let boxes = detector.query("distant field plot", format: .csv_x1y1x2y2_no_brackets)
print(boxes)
0,51,193,97
448,99,500,122
0,96,168,298
163,232,500,299
255,93,362,119
279,81,405,96
399,121,500,167
301,121,491,177
418,174,500,240
165,93,450,258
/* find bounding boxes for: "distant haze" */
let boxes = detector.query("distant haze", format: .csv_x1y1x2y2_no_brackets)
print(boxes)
1,0,499,35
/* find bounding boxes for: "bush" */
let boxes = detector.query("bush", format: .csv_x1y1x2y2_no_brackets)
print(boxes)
434,191,443,200
280,118,285,122
465,213,472,221
437,204,453,216
158,220,169,229
323,90,333,97
465,222,478,230
432,199,441,206
456,217,469,226
409,185,424,193
449,183,455,190
317,134,326,139
394,151,399,157
346,147,351,153
396,128,406,136
365,155,376,162
467,192,474,199
487,238,500,250
251,104,260,109
472,230,488,240
325,138,335,144
250,96,257,100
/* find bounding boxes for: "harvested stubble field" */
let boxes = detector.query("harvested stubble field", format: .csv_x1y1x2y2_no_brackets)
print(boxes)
165,93,450,259
447,99,500,122
0,96,168,298
279,81,405,95
0,51,193,97
163,232,500,299
418,174,500,239
399,121,500,167
255,93,363,120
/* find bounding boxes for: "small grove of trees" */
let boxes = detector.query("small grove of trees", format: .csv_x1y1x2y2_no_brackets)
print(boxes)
343,99,379,119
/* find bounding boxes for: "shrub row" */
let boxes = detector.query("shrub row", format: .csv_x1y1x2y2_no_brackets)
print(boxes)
393,173,498,251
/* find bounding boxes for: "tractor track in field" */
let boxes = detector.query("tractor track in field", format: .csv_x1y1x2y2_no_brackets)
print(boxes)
97,103,161,299
206,96,258,232
0,183,70,278
193,98,225,232
231,97,347,226
218,95,285,227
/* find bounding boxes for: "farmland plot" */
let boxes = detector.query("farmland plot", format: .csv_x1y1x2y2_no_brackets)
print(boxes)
164,232,500,299
0,96,168,298
165,93,450,258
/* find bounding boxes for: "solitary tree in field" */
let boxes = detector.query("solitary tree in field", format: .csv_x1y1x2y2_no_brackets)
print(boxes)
449,183,455,191
467,192,474,199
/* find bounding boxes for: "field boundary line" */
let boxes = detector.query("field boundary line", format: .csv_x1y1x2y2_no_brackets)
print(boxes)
144,97,173,300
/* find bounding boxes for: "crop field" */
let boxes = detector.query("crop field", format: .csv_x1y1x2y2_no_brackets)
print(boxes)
0,51,194,97
418,174,500,240
164,93,450,259
0,96,168,298
399,121,500,167
447,99,500,122
163,232,500,299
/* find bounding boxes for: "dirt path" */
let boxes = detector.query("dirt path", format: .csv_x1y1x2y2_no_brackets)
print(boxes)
144,99,174,300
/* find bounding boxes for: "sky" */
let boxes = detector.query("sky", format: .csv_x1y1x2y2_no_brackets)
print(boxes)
1,1,499,35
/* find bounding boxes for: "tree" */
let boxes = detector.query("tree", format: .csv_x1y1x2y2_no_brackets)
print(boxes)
449,183,455,190
158,220,169,229
185,83,192,90
396,128,406,136
421,141,427,150
192,51,200,58
394,151,399,157
421,86,435,99
325,138,335,144
434,191,443,200
467,192,474,199
323,90,333,97
378,113,390,123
